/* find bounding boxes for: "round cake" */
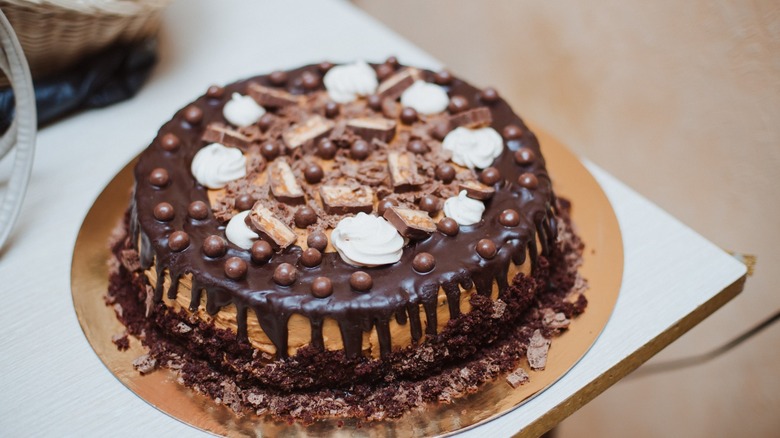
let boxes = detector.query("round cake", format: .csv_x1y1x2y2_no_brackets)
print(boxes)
107,57,587,422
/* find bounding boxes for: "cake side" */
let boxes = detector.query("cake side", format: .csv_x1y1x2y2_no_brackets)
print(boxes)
142,249,533,358
108,198,586,421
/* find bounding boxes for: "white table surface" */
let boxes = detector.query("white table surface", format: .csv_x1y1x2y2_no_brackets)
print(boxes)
0,1,746,436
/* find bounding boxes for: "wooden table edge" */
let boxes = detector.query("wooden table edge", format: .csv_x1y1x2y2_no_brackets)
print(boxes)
515,272,747,437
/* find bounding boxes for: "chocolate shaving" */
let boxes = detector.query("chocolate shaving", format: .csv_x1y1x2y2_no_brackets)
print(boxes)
257,117,288,143
410,121,436,141
238,124,264,142
394,130,413,148
357,162,390,187
278,103,311,125
244,145,267,175
381,193,417,210
265,198,296,230
328,120,349,143
449,107,492,129
211,176,269,223
334,149,390,187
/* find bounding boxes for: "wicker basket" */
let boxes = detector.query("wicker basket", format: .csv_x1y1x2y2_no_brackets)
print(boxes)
0,0,173,82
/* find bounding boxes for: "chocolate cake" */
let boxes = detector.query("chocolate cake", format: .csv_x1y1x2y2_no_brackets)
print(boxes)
107,57,588,423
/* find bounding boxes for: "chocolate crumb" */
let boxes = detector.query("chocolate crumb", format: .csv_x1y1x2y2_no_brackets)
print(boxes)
542,309,571,330
506,367,529,388
491,299,507,319
173,322,193,334
119,249,140,272
132,354,157,375
527,329,551,370
112,332,130,351
215,381,242,414
144,285,154,318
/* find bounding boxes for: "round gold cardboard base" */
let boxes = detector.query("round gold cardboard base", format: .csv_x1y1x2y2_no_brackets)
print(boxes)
71,127,623,437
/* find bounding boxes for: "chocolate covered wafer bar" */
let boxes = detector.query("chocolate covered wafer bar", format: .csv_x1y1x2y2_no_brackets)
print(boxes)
346,117,397,143
246,204,297,249
283,115,334,149
248,82,302,108
449,107,492,129
202,123,251,149
319,185,374,215
383,206,436,240
376,68,420,101
269,161,305,205
459,180,496,200
387,151,423,192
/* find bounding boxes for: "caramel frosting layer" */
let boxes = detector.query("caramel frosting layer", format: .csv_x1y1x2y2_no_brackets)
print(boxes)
145,254,530,358
131,62,557,359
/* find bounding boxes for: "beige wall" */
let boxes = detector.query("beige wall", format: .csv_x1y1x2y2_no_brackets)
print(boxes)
354,1,780,436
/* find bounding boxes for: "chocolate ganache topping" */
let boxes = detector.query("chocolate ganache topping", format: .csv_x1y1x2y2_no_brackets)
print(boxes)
131,59,557,359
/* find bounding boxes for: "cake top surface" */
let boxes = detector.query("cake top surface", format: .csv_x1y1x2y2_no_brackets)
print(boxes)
132,59,556,358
